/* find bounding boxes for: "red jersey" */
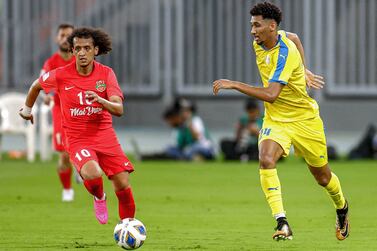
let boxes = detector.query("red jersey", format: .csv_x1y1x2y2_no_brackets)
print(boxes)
41,52,75,107
39,61,124,142
42,52,75,72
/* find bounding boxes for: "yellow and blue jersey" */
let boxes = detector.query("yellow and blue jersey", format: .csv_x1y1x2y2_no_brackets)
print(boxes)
253,30,319,122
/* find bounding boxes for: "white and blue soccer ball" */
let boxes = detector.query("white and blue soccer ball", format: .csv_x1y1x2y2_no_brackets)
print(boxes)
114,218,147,250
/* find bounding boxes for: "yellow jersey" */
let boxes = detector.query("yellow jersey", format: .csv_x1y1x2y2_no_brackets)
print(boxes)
253,30,319,122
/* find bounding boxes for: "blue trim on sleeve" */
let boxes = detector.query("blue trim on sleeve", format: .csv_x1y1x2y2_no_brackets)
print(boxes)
268,79,288,85
269,39,289,83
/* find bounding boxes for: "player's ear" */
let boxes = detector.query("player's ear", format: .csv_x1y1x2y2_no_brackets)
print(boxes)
269,21,277,32
94,46,99,56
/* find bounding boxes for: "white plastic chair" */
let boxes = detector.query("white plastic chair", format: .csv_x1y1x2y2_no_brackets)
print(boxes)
39,101,54,161
0,92,37,162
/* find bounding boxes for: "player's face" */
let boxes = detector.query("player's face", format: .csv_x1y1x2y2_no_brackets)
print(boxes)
165,115,183,128
250,15,273,46
180,108,192,122
72,37,99,67
56,28,73,52
247,109,259,121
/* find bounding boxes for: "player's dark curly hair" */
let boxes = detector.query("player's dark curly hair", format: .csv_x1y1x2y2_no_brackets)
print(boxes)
67,27,112,55
250,2,282,25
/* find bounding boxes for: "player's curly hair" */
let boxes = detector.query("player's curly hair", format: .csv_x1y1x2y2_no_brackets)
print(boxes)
250,2,282,25
67,27,112,55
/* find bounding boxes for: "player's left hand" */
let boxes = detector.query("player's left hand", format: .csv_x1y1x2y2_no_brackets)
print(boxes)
213,79,235,95
85,91,103,104
305,69,325,89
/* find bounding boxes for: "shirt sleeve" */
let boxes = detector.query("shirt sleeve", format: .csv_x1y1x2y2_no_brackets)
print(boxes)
268,39,293,85
40,59,51,76
38,69,58,94
106,69,124,100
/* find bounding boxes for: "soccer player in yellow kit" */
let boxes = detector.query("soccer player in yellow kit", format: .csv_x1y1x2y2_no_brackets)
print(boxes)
213,2,349,241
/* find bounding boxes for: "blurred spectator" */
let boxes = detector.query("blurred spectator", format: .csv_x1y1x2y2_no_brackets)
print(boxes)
135,106,184,161
175,98,215,160
220,98,262,161
348,124,377,159
137,98,215,161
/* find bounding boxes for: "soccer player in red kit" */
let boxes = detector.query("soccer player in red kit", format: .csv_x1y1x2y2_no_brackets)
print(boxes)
40,23,76,202
20,27,135,224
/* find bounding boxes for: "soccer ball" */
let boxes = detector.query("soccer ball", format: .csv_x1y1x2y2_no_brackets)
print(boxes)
114,218,147,249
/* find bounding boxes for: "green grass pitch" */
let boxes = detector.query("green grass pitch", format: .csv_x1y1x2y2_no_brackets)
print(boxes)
0,156,376,250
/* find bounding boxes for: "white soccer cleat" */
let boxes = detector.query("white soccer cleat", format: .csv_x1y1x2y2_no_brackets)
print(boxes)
62,188,74,202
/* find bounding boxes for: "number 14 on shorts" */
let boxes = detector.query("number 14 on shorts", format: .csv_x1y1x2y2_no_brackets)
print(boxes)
259,128,272,139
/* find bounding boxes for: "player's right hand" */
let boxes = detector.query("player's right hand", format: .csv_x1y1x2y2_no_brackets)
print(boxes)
19,108,34,124
213,79,234,95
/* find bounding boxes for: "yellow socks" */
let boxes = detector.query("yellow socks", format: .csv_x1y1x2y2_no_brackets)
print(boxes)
260,169,345,219
325,172,346,209
260,169,285,219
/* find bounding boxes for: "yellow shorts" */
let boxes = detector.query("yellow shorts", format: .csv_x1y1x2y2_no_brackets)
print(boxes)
258,116,328,167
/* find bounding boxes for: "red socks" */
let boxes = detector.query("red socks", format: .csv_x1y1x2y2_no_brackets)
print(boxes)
116,187,136,219
58,168,72,189
84,177,104,199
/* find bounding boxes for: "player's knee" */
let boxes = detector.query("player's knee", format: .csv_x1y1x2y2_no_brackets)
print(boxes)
111,172,130,191
81,171,102,180
315,174,330,187
57,152,71,170
259,155,276,169
80,162,102,180
115,182,130,192
57,164,69,172
61,152,71,165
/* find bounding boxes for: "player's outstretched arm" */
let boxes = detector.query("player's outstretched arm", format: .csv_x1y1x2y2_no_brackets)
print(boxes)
286,32,325,89
285,32,307,66
19,79,43,124
85,91,123,117
213,79,283,103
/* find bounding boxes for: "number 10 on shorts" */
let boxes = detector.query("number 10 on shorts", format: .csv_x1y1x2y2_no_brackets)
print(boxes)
75,149,91,161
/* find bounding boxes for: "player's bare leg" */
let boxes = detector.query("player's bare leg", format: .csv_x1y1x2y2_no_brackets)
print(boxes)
81,160,108,224
58,151,74,202
111,171,136,220
259,140,292,241
308,164,349,240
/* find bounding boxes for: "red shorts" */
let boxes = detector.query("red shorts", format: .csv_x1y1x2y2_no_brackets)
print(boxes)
51,103,66,152
67,130,134,178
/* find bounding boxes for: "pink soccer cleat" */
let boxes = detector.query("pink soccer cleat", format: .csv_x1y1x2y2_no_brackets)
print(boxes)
93,194,108,224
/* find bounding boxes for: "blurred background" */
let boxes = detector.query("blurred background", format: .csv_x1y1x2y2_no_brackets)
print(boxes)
0,0,376,156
